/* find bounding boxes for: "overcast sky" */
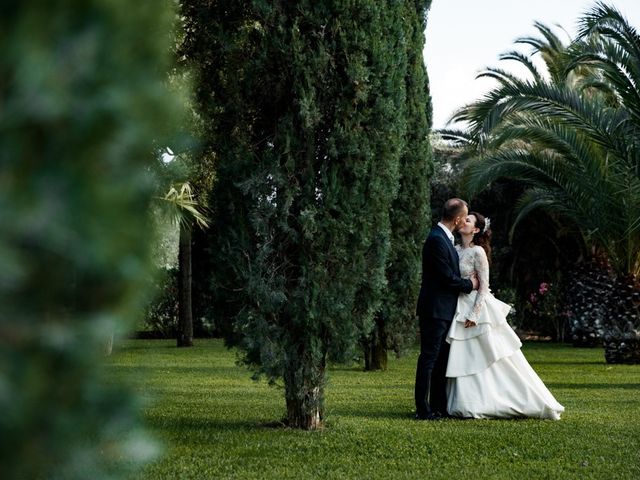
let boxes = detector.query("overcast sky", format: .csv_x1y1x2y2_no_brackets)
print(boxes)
423,0,640,129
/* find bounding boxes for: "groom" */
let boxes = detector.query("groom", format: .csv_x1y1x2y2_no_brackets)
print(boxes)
415,198,478,420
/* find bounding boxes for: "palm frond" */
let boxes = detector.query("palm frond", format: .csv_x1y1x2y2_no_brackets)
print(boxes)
578,2,640,65
532,21,566,53
158,182,210,229
514,36,545,52
514,22,571,83
498,50,543,81
509,188,572,240
437,128,477,148
476,67,523,87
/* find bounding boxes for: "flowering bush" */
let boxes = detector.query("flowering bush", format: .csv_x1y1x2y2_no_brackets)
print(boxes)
525,281,568,341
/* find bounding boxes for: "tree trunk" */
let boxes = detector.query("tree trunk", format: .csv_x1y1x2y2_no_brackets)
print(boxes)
283,357,325,430
177,224,193,347
363,320,388,371
364,339,388,371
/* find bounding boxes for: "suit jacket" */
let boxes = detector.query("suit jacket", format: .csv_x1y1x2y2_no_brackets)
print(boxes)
416,224,473,320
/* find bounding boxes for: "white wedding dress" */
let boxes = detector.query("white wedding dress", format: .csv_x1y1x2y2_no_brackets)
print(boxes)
446,245,564,420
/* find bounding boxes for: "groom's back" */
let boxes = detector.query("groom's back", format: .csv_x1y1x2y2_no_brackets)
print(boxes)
415,227,460,320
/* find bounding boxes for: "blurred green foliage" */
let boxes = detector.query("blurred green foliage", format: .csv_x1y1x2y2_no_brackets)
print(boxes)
143,267,179,338
0,1,185,477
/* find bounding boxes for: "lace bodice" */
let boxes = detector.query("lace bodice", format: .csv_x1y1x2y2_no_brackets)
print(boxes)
456,245,490,322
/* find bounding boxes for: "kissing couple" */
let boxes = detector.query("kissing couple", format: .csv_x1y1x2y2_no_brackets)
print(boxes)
414,198,564,420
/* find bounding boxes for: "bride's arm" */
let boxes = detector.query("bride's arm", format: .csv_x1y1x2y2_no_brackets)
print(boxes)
465,247,490,326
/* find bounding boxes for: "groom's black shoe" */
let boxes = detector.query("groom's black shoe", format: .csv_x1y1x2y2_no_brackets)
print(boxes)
415,412,442,421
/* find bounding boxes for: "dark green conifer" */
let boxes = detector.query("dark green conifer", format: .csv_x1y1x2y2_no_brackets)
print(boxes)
363,0,433,370
181,1,433,428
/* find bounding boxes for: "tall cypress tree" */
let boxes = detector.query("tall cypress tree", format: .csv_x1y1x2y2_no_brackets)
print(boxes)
363,0,433,370
181,1,417,428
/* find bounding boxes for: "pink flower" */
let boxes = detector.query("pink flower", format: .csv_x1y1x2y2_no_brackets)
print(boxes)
539,282,550,295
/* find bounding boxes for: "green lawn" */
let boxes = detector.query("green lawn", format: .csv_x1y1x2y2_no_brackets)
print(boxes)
108,340,640,479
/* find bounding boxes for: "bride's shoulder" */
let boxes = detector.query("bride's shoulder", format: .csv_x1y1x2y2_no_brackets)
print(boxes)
472,245,487,257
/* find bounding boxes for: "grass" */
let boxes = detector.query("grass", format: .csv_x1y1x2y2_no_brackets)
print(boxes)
108,340,640,479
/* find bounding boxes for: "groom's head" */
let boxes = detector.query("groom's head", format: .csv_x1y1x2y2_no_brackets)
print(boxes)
441,198,469,232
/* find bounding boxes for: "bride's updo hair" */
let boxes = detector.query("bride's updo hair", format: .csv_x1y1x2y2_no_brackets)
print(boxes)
470,211,492,266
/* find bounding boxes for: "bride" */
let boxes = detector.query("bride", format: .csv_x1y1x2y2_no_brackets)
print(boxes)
446,211,565,420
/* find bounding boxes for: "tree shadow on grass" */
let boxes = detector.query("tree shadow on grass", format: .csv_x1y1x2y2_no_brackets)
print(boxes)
108,365,245,377
150,415,337,436
547,382,640,390
149,415,273,433
531,361,605,366
335,409,533,422
329,365,367,372
332,408,415,421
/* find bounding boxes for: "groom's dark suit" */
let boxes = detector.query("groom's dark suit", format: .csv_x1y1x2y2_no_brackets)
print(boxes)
415,224,473,418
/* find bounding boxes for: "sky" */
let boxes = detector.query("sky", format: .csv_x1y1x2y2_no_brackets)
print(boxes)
423,0,640,129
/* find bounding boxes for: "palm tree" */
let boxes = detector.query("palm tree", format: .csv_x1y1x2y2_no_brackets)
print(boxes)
158,180,209,347
443,3,640,363
104,178,207,355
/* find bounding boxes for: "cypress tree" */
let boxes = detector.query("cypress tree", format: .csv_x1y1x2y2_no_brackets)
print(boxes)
363,0,433,370
0,1,184,477
181,1,417,428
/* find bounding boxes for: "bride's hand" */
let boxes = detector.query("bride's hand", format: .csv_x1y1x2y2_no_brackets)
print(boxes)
470,272,479,290
464,319,476,328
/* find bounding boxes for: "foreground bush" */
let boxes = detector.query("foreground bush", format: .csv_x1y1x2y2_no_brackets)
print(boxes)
0,1,184,477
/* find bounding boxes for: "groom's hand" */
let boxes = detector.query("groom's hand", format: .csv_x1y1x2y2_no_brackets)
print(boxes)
470,272,479,290
464,319,477,328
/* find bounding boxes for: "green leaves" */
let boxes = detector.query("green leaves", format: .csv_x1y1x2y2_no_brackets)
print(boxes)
450,5,640,277
159,182,210,230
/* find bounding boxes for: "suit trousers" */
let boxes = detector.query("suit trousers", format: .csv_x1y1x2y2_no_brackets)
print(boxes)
415,316,451,416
